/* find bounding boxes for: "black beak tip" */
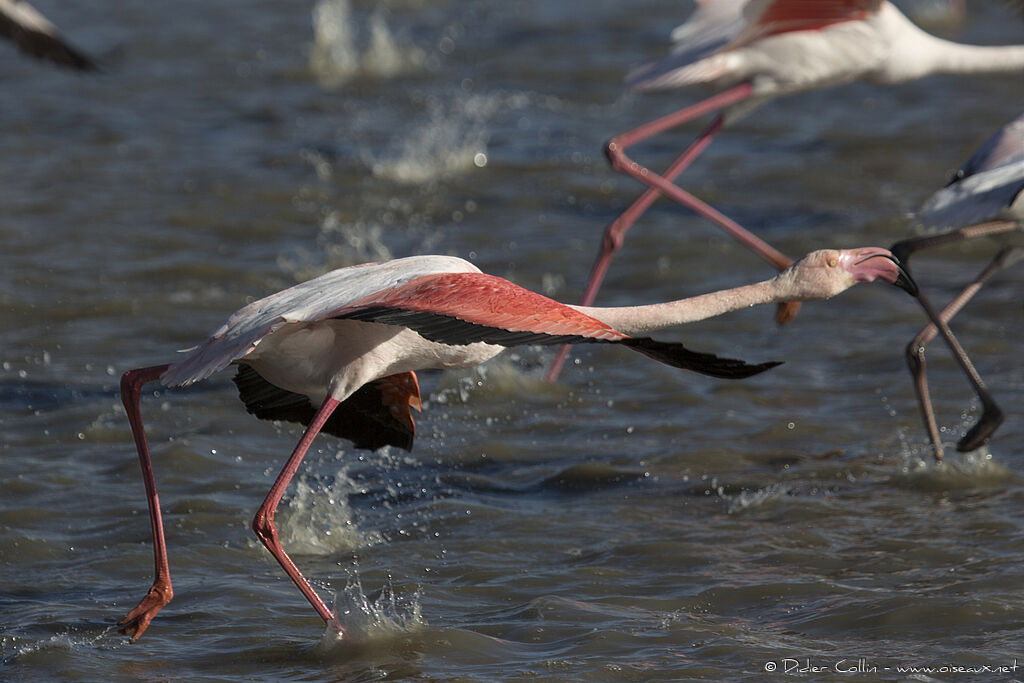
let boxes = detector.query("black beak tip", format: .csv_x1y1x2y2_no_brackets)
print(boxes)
885,254,918,297
895,269,919,297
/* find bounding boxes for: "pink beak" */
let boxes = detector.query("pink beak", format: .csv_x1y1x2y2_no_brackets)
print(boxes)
839,247,918,296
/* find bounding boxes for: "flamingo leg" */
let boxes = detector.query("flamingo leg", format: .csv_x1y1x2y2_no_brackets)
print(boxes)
602,83,793,272
548,83,796,381
891,222,1019,458
118,363,174,642
252,396,346,637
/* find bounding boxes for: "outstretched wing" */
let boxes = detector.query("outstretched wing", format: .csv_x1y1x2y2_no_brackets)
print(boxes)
628,0,881,91
161,255,481,387
163,257,779,386
0,0,95,70
919,113,1024,231
953,112,1024,180
918,153,1024,231
331,272,780,380
628,0,747,90
333,272,626,345
734,0,880,45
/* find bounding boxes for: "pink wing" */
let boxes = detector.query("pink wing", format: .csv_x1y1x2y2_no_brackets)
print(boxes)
332,272,780,379
333,272,629,345
732,0,881,46
627,0,747,89
164,262,779,387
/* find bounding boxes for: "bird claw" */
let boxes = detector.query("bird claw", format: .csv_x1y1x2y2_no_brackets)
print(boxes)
118,583,172,643
957,404,1005,453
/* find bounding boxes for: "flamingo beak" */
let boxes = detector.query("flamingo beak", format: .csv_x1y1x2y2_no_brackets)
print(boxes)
841,248,919,297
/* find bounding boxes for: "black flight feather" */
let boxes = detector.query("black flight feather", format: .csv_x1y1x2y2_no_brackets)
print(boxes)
232,365,415,451
337,307,782,380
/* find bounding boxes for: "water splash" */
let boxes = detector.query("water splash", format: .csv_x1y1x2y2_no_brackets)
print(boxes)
276,209,395,283
431,354,562,406
726,483,788,514
891,447,1018,492
367,93,496,185
318,210,394,264
309,0,425,89
277,467,382,555
317,572,425,648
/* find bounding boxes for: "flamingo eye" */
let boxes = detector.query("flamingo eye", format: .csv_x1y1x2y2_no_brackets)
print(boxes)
827,256,838,268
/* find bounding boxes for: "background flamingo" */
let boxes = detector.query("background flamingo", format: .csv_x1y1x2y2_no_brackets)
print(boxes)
892,111,1024,459
0,0,94,70
548,0,1024,379
118,248,914,642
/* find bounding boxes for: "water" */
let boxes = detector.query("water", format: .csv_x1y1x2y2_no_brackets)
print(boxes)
2,1,1022,680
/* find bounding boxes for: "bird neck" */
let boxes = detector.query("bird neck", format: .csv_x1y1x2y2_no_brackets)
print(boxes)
878,3,1024,81
931,40,1024,76
570,277,785,336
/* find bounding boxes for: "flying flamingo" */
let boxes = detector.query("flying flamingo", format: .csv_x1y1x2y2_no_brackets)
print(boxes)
116,247,914,642
891,111,1024,460
547,0,1024,380
0,0,94,70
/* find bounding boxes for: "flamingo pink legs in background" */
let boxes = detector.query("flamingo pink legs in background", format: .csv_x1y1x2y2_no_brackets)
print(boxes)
546,83,797,381
548,0,1024,381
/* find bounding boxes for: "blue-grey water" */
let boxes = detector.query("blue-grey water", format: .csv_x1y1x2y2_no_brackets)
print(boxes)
2,1,1023,681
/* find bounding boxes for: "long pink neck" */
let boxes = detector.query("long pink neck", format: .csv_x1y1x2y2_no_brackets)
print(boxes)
883,3,1024,80
931,41,1024,76
571,277,784,336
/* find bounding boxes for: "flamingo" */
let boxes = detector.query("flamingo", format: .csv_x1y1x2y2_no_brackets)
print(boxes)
0,0,94,70
891,111,1024,460
547,0,1024,380
116,247,915,642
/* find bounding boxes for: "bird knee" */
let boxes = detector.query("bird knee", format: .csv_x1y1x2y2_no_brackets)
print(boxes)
252,510,277,546
604,137,627,171
602,226,625,253
905,339,926,375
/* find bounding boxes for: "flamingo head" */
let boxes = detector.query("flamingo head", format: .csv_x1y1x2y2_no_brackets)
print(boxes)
779,247,918,300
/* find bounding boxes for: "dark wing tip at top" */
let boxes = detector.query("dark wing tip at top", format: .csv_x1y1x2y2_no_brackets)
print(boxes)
622,337,783,379
0,3,98,71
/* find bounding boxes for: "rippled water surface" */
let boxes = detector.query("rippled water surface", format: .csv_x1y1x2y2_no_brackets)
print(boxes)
2,1,1023,681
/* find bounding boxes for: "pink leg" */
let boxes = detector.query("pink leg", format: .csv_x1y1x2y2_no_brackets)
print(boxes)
119,363,174,642
252,396,346,636
892,223,1019,459
603,85,793,272
548,83,795,381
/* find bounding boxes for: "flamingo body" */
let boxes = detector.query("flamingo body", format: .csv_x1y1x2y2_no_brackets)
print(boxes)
630,1,1024,101
118,247,914,642
164,254,777,418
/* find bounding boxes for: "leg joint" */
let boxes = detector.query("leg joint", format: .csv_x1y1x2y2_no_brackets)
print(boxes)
905,339,926,373
252,510,277,546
